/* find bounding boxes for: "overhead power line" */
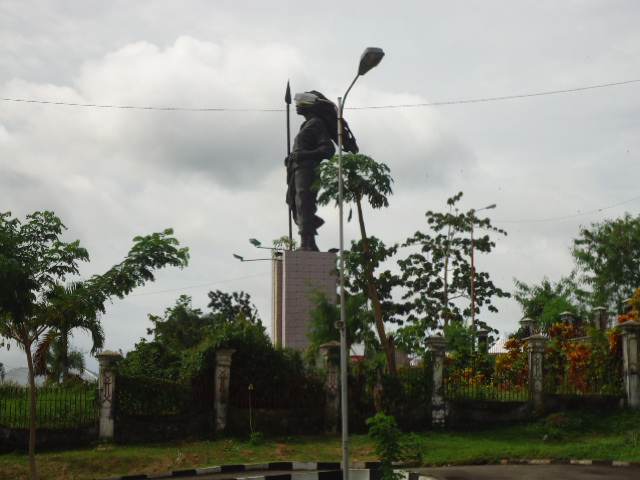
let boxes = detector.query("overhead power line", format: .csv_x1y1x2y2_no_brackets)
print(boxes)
495,195,640,224
0,78,638,112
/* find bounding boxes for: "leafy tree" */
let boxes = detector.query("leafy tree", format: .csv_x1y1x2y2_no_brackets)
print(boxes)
397,193,509,351
0,211,189,480
513,274,587,332
33,282,105,384
306,290,378,361
317,153,398,374
207,289,259,324
122,290,261,379
572,213,640,313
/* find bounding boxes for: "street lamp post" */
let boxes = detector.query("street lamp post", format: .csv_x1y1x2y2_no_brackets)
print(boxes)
337,47,384,480
470,203,496,347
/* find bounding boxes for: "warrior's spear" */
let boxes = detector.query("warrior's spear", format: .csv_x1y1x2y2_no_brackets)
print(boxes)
285,80,293,248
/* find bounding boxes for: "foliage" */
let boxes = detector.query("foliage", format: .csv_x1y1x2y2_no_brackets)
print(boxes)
544,323,623,395
513,274,587,332
116,375,194,415
398,192,509,351
306,290,377,361
316,153,398,374
493,338,529,389
0,210,188,480
366,413,405,480
207,290,260,324
121,290,261,380
572,213,640,313
619,288,640,323
0,382,97,429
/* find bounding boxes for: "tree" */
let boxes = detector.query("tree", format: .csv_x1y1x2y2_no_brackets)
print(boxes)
513,274,587,331
306,290,378,360
34,282,105,384
0,211,189,480
207,289,260,324
121,290,260,380
316,153,398,374
572,213,640,313
397,193,509,352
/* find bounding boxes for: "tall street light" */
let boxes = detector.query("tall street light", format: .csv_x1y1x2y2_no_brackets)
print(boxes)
337,47,384,480
470,203,496,347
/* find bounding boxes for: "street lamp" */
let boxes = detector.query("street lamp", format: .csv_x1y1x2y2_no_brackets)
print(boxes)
470,203,496,346
337,47,384,480
232,253,280,262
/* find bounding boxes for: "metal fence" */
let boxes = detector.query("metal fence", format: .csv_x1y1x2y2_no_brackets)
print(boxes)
230,367,324,409
0,383,98,429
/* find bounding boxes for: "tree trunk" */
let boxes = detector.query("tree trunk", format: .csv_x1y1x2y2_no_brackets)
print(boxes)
24,336,39,480
356,197,397,376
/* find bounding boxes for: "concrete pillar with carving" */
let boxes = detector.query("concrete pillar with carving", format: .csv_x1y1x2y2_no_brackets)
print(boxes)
593,307,608,331
96,350,122,439
214,349,235,433
319,341,341,434
425,335,449,428
620,321,640,409
525,335,549,415
519,318,535,337
476,328,489,354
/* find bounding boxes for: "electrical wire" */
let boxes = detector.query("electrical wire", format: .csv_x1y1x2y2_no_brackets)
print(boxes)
130,271,270,296
0,78,638,112
495,195,640,224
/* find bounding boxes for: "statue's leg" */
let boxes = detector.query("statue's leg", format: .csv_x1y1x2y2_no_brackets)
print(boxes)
294,167,321,251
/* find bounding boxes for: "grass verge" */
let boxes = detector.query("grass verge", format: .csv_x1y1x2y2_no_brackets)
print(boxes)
1,410,639,480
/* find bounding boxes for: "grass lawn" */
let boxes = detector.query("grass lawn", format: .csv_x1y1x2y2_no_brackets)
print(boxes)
1,410,639,480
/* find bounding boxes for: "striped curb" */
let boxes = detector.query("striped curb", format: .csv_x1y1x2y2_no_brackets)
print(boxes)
93,461,382,480
93,458,640,480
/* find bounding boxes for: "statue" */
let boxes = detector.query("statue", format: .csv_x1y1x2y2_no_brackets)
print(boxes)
285,90,358,251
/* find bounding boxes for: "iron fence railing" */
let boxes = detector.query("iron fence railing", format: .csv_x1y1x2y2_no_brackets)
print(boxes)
0,383,98,429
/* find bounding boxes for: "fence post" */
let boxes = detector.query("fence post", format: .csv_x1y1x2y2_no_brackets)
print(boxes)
320,341,341,434
214,349,235,433
425,334,449,428
476,328,489,354
619,321,640,409
95,350,121,440
593,307,608,330
525,335,549,415
519,318,535,337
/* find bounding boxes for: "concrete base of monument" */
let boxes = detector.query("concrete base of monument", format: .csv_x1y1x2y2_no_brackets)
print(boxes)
272,250,338,350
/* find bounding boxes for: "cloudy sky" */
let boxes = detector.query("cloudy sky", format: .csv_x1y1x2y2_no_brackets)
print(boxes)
1,0,639,372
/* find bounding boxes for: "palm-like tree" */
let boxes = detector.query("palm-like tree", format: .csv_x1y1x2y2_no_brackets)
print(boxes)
35,282,105,383
316,153,397,374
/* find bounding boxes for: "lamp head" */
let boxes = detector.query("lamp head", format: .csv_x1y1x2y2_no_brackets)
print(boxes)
358,47,385,76
233,254,244,261
249,238,262,247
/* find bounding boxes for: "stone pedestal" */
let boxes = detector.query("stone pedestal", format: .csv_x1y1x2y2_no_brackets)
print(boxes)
620,321,640,409
272,250,337,350
525,335,549,415
425,335,448,428
96,350,121,439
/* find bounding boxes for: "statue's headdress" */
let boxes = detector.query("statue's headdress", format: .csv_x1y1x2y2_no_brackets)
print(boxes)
294,91,359,154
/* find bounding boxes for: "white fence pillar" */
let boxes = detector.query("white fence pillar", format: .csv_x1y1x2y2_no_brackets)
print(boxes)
96,350,121,439
620,321,640,409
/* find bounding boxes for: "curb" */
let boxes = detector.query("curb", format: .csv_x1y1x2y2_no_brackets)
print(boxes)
93,461,382,480
93,458,640,480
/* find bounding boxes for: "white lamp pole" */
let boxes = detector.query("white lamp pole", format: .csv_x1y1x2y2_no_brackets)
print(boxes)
337,47,384,480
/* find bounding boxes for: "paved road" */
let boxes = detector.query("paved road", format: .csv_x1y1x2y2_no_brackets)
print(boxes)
411,464,640,480
162,464,640,480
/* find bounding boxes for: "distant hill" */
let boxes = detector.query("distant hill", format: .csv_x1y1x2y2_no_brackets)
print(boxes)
2,367,98,386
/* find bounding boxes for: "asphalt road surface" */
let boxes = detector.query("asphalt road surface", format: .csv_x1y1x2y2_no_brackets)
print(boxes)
411,464,640,480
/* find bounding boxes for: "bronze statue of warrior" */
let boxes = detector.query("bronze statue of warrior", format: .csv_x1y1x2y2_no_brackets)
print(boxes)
285,90,358,251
